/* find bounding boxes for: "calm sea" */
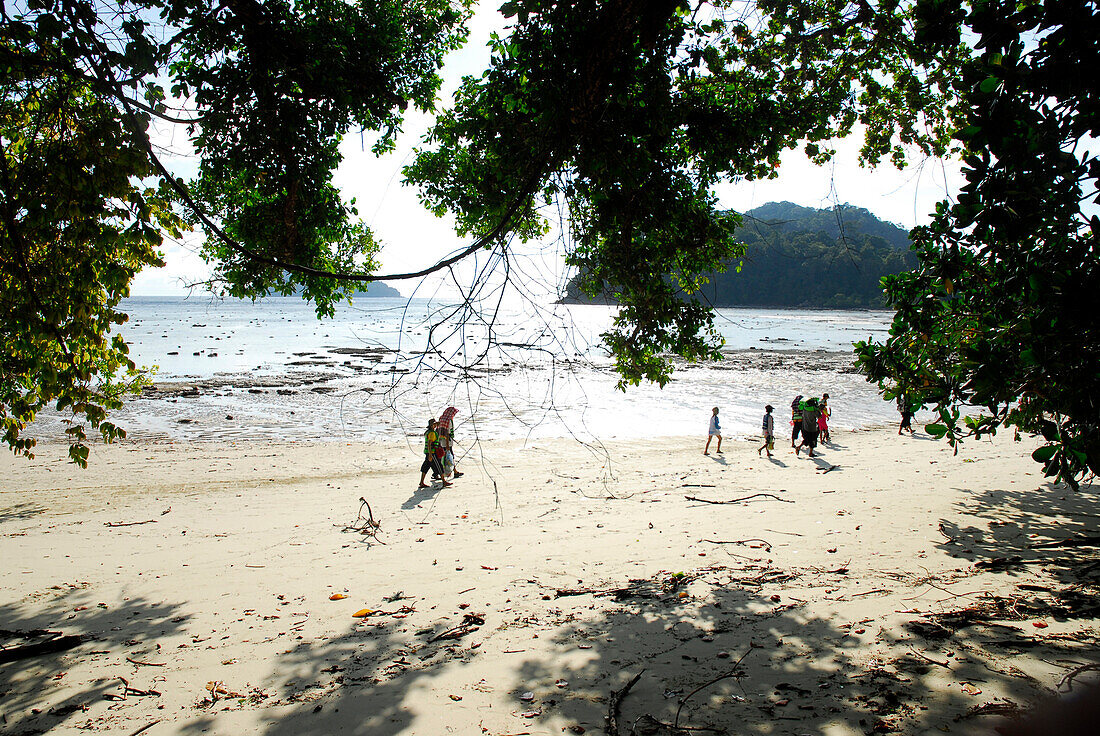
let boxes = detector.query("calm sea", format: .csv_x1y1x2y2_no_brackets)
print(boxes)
49,296,902,445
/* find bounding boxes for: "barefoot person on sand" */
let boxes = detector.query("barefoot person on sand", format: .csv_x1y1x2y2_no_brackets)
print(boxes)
418,419,451,489
898,395,916,435
796,397,821,458
819,393,831,444
704,407,722,455
758,404,775,458
790,394,803,448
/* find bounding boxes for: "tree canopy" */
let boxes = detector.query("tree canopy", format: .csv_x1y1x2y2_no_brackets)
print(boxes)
2,0,471,463
855,0,1100,487
3,0,1096,484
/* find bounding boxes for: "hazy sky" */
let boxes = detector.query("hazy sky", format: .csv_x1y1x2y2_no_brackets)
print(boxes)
130,4,962,297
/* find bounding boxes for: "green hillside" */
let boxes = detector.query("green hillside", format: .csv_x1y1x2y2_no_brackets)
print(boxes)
563,202,917,309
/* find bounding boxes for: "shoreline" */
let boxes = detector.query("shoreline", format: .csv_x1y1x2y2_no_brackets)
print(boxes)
3,429,1098,735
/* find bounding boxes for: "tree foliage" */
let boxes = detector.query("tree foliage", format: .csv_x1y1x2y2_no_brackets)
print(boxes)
855,0,1100,487
405,0,959,388
1,0,470,463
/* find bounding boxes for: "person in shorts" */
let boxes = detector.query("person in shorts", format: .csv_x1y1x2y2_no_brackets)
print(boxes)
704,407,722,455
790,395,803,448
418,419,450,488
758,404,775,458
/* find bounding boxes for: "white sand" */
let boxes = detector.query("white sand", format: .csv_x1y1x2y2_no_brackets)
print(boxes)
2,428,1098,735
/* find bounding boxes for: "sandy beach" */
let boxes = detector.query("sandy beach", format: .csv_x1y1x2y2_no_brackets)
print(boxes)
2,427,1098,735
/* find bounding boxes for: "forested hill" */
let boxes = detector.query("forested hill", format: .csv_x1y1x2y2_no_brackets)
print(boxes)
562,202,918,309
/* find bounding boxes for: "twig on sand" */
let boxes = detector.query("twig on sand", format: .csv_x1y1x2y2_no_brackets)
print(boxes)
685,493,793,504
427,613,484,643
701,538,773,553
129,720,162,736
126,657,166,667
681,483,717,488
674,648,754,729
907,648,951,668
606,670,644,736
105,520,157,527
1059,662,1100,692
338,497,385,543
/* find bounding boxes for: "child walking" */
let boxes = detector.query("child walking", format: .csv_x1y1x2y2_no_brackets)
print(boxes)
758,404,775,458
704,407,722,455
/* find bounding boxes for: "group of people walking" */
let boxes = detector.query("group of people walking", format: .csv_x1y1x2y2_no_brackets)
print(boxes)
706,393,832,459
418,407,464,488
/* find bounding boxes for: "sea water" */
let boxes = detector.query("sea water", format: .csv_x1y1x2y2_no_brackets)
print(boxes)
39,296,902,445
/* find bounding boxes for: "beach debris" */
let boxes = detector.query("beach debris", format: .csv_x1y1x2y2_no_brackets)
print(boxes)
519,691,535,701
126,657,166,667
953,699,1021,721
428,613,485,643
701,538,773,553
685,493,793,504
105,677,161,700
0,629,92,664
352,609,376,618
329,594,348,601
129,720,162,736
104,519,158,527
337,498,384,543
606,670,644,736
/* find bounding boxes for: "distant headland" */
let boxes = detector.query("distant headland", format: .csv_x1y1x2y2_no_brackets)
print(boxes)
562,201,916,309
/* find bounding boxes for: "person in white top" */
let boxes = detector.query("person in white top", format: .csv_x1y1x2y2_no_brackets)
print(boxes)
704,407,722,455
758,404,775,458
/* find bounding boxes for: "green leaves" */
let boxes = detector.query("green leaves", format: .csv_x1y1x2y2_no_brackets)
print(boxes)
2,0,470,464
857,0,1100,488
407,0,958,385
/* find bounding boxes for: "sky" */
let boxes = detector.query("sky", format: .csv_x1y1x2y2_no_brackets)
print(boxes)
130,3,963,297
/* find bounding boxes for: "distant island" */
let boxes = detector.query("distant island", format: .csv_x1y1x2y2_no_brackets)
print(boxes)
562,201,917,309
278,281,402,299
353,282,402,299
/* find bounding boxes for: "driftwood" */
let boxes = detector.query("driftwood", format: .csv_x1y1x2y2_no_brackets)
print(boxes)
1029,534,1100,550
104,519,157,527
685,493,793,505
606,670,644,736
0,630,90,664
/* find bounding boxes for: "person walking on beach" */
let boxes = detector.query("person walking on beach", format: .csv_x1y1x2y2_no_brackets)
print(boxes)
704,407,722,455
818,393,832,444
418,419,451,489
796,397,821,457
758,404,775,458
790,395,803,448
898,395,916,435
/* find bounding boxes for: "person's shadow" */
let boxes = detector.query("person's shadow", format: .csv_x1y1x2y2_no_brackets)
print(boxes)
401,482,444,510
